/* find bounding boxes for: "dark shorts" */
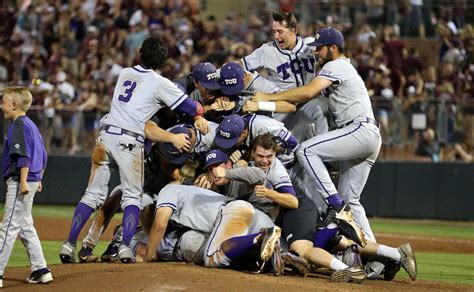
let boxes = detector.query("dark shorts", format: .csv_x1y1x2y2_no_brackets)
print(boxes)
280,196,318,247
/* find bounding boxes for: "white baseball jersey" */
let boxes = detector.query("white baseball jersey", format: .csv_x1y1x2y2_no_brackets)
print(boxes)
243,114,294,149
242,37,316,90
156,185,232,234
167,122,218,156
104,65,189,136
317,58,375,127
245,72,281,94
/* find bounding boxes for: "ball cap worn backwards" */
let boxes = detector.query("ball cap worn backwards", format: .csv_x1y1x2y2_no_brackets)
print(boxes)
218,61,245,96
307,27,345,48
192,62,220,90
204,149,229,169
215,114,245,149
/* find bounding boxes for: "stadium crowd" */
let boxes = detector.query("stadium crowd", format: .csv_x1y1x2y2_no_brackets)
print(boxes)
0,0,472,162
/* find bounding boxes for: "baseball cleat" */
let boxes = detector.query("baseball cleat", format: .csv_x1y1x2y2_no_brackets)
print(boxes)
26,268,53,284
334,205,367,247
100,242,119,263
118,244,135,264
59,240,76,264
259,226,282,262
78,246,99,263
398,243,417,281
269,243,283,276
383,259,401,281
330,267,365,284
281,250,310,276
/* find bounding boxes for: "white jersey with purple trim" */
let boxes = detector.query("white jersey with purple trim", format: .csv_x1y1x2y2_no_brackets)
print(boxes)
104,65,188,136
242,37,316,90
244,114,294,150
155,185,232,234
317,58,375,127
168,122,218,156
245,72,281,94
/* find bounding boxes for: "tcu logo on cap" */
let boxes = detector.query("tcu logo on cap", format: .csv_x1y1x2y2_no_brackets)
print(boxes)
206,152,217,160
219,130,231,138
224,78,237,85
207,73,217,80
315,33,320,39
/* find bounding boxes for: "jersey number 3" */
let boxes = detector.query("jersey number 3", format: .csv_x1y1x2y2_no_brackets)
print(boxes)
118,80,137,102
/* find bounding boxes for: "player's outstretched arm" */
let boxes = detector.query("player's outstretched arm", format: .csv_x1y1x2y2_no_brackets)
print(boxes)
145,120,191,152
145,206,173,262
252,77,332,103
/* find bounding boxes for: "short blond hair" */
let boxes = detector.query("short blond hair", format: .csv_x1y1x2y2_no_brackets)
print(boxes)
2,86,33,112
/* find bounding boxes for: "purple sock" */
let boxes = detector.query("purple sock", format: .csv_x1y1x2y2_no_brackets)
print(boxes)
221,233,260,261
327,193,344,211
314,226,339,248
67,202,94,245
121,205,140,246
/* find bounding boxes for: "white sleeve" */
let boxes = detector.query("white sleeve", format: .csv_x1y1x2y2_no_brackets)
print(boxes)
248,72,281,94
242,45,267,72
267,160,293,189
252,115,285,136
317,61,345,86
156,184,181,210
157,76,189,110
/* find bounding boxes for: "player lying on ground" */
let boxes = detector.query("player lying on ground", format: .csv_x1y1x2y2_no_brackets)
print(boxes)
144,184,281,269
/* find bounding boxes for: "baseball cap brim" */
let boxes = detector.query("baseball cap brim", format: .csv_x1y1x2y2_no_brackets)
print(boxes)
219,81,244,96
200,79,220,91
307,40,325,47
214,135,239,149
203,156,229,169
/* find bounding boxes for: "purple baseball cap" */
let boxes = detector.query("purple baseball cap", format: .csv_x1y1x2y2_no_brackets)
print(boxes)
307,27,345,48
218,61,245,96
204,149,229,169
157,125,192,165
192,62,220,90
215,114,245,149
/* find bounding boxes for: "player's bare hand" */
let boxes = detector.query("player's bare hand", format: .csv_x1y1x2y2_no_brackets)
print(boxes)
242,100,259,113
171,133,191,152
252,92,270,102
255,185,270,198
194,116,209,135
211,97,235,111
37,181,43,193
230,150,242,164
20,181,29,195
212,166,227,178
194,173,213,189
234,159,248,167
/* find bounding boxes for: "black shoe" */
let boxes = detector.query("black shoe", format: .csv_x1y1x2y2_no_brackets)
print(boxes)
26,268,53,284
100,242,119,262
383,259,401,281
78,246,99,263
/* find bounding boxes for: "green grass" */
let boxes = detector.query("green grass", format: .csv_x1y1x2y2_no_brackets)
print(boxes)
370,218,474,239
5,241,474,286
0,204,122,219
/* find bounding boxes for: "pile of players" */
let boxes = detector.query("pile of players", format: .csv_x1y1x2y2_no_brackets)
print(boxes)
58,11,417,284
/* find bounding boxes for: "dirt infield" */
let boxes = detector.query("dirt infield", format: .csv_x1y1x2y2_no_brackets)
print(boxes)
2,217,473,291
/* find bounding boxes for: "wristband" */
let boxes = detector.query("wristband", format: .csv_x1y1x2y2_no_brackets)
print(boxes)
258,101,276,112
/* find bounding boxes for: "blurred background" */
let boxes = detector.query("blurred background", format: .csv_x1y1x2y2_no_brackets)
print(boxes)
0,0,472,164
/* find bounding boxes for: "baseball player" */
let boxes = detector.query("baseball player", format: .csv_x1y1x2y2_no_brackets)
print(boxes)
59,37,209,264
0,87,53,287
144,184,281,269
253,27,381,244
214,114,298,166
240,11,328,140
76,120,218,263
206,149,365,283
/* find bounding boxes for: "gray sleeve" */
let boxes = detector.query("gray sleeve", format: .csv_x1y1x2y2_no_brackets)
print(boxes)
225,166,265,184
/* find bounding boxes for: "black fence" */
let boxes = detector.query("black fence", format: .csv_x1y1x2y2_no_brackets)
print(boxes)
0,155,472,221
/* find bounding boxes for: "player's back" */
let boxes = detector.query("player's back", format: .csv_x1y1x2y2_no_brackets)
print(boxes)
105,65,186,136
